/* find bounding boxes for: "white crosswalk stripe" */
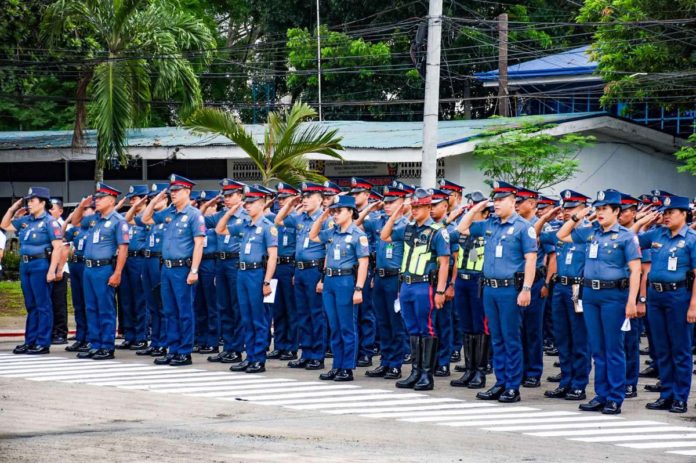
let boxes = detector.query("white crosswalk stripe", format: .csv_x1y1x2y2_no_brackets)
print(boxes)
0,353,693,459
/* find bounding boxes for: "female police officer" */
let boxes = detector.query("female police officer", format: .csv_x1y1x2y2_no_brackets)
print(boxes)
556,189,641,415
309,195,370,382
2,187,63,354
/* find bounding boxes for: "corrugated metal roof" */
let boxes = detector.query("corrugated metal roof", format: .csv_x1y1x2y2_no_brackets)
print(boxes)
475,46,597,81
0,112,604,151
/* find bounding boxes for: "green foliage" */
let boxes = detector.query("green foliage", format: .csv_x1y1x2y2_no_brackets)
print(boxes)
186,102,344,185
675,133,696,176
578,0,696,109
474,121,596,190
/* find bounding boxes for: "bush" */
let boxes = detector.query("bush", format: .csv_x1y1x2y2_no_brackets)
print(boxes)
1,248,19,281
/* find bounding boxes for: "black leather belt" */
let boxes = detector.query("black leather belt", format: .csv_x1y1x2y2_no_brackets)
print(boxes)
70,255,85,264
583,278,629,290
143,250,161,258
217,252,239,260
238,261,264,270
482,278,516,288
278,256,295,265
377,268,400,278
163,259,191,268
296,259,323,270
557,275,583,286
85,258,113,268
20,253,49,263
400,274,431,284
325,267,355,277
127,250,142,257
202,253,217,260
457,273,480,281
651,280,687,292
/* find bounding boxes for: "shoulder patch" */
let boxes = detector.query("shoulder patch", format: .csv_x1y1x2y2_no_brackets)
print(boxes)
359,235,369,247
121,223,129,232
441,228,450,243
270,226,278,236
528,227,537,239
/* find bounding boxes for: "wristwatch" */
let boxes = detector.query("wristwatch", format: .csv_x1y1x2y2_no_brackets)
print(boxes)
521,285,532,292
263,280,271,286
354,286,363,292
571,214,580,223
191,268,198,275
638,296,647,303
435,290,446,296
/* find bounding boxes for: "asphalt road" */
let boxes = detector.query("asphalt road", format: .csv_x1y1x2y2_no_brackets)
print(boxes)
1,339,695,463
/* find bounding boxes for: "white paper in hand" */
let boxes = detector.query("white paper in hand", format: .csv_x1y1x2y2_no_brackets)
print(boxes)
394,299,401,313
263,279,278,303
621,318,631,332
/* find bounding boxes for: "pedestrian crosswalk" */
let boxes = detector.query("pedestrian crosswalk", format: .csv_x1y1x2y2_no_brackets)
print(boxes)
1,352,694,458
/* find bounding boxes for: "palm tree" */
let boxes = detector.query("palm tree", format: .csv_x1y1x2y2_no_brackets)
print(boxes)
42,0,215,181
186,102,344,186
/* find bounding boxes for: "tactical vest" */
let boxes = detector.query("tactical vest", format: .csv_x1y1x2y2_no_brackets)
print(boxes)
401,222,442,275
458,234,485,272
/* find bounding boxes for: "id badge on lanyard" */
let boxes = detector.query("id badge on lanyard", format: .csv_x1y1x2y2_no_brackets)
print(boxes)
333,245,341,261
93,229,100,244
668,255,678,271
588,242,599,259
565,249,573,265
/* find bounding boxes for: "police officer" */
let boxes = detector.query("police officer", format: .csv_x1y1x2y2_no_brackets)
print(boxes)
309,195,370,381
131,183,170,357
117,185,149,351
142,175,205,366
457,181,538,403
536,190,591,400
194,190,221,354
2,187,63,354
634,196,696,413
381,188,450,391
267,182,300,361
449,191,491,389
538,195,561,357
202,179,247,364
361,184,409,379
275,182,329,370
48,197,69,345
217,185,278,373
556,189,642,414
322,180,342,209
70,184,130,360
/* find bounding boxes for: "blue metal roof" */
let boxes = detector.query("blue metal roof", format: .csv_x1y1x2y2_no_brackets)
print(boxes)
0,112,605,152
475,46,597,82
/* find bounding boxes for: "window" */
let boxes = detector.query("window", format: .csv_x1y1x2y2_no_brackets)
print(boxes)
147,159,227,180
1,162,65,182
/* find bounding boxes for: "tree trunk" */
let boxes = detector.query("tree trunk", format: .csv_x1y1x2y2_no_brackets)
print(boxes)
94,134,104,183
72,69,93,153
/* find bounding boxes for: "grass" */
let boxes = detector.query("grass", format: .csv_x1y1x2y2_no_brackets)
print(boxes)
0,280,74,317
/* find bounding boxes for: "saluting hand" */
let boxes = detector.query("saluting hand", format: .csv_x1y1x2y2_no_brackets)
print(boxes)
14,208,27,218
115,197,127,211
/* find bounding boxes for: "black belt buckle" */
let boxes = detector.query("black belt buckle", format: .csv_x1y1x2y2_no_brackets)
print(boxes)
591,280,601,290
326,268,334,277
459,273,471,281
144,250,151,258
378,268,386,277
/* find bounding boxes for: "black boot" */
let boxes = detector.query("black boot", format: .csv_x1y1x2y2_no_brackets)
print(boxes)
396,336,421,389
468,333,488,389
414,336,438,391
450,334,475,387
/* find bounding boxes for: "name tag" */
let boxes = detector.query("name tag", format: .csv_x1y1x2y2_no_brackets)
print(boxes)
283,235,288,247
333,245,341,261
495,244,503,258
203,236,208,248
93,230,100,244
668,256,677,271
588,243,598,259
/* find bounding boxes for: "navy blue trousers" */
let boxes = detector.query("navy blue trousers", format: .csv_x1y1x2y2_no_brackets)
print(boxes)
19,259,53,347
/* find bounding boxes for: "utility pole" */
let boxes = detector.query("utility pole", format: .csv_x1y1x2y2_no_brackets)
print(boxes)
420,0,442,189
316,0,323,121
498,13,509,117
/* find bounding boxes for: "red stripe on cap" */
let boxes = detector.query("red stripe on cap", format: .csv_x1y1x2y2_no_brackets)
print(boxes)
621,199,638,205
222,184,242,191
278,188,297,194
538,199,555,204
441,185,462,192
517,191,538,198
302,186,324,192
384,191,407,197
353,182,371,189
97,187,119,196
564,196,586,202
493,187,516,193
245,192,265,197
171,180,193,188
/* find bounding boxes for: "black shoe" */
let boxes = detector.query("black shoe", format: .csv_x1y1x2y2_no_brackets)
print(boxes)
27,345,50,355
246,362,265,373
522,377,541,388
320,369,339,380
565,389,586,401
499,389,521,403
136,346,156,356
266,350,281,359
402,353,414,365
288,358,309,368
199,345,219,355
154,354,175,365
450,351,461,363
646,398,673,410
92,349,115,360
150,347,167,357
579,398,605,412
334,369,354,382
208,351,241,363
77,348,99,359
12,344,31,354
434,365,450,377
279,350,297,361
129,341,148,351
553,361,560,368
65,341,85,352
52,336,68,345
230,360,250,372
544,347,559,356
191,344,200,353
477,385,505,400
384,367,402,380
169,354,192,366
451,371,474,388
639,347,650,355
639,366,659,378
601,401,621,415
467,370,487,389
305,359,325,370
644,382,663,393
365,365,388,377
670,400,687,414
544,386,569,399
546,372,562,383
357,355,372,367
625,384,638,398
325,350,333,358
454,364,468,372
115,340,132,350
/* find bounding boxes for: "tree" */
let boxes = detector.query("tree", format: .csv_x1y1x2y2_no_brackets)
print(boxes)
675,133,696,176
473,121,596,190
186,102,344,185
41,0,216,181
